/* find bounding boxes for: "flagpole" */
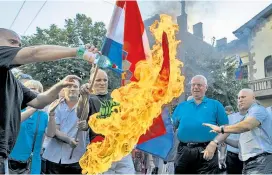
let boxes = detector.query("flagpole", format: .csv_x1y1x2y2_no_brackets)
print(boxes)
69,64,99,159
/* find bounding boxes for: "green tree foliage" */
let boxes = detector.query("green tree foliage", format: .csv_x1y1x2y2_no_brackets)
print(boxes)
183,48,248,111
20,14,122,90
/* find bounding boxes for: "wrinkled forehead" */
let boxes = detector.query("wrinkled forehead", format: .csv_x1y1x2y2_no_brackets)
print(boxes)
238,90,251,97
94,70,108,80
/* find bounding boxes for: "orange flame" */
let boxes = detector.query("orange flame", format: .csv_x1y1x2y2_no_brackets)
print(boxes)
79,14,185,174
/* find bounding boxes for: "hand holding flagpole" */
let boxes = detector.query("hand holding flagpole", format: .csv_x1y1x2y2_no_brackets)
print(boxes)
69,39,121,159
69,64,99,159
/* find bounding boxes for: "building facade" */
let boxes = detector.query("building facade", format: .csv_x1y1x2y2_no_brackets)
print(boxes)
218,3,272,107
144,1,222,101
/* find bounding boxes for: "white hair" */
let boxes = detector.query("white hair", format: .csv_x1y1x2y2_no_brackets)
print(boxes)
239,88,255,96
191,75,208,85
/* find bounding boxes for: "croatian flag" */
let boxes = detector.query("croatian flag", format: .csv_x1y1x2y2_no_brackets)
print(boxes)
101,0,150,80
235,54,243,80
101,0,175,160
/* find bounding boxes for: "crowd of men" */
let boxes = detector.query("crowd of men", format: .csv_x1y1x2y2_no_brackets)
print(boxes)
0,28,272,174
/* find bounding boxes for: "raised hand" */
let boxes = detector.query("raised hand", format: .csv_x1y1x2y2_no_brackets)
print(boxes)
82,44,101,64
59,75,81,88
202,123,221,133
80,83,91,95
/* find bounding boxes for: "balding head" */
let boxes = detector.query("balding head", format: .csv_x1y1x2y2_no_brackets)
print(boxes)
238,88,255,111
0,28,21,47
91,69,108,95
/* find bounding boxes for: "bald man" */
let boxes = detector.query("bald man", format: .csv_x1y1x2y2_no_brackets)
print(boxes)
78,69,111,142
78,69,135,174
204,88,272,174
0,28,98,173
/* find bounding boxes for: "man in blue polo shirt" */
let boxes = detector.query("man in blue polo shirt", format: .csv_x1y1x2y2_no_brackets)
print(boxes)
204,88,272,174
172,75,228,174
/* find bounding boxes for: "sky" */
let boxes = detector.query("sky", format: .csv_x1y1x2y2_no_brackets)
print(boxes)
0,0,271,44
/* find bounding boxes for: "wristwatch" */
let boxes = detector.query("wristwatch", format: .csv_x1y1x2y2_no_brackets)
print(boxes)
220,125,225,134
213,139,219,145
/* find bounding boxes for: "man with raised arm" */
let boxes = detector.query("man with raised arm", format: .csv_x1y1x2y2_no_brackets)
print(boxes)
0,28,98,173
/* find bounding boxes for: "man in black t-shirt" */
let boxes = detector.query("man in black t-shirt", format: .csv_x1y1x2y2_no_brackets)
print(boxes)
77,69,110,142
0,28,99,173
77,69,135,174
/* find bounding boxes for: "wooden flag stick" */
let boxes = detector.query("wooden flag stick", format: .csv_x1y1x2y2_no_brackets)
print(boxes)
69,64,99,159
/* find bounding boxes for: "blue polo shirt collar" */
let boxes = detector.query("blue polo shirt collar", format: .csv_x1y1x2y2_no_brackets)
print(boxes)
189,96,208,104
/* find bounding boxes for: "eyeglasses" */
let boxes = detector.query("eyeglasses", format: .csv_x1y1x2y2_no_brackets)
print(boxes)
190,83,205,88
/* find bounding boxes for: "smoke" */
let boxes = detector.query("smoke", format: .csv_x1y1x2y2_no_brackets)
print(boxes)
150,1,181,21
141,1,216,32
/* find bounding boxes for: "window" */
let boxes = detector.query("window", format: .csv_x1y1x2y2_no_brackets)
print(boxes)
265,55,272,77
242,65,248,79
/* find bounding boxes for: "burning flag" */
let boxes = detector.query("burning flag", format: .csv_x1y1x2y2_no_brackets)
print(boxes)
100,0,169,150
79,0,185,174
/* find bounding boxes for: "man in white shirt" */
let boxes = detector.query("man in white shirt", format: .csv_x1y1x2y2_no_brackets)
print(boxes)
42,79,87,174
225,110,245,174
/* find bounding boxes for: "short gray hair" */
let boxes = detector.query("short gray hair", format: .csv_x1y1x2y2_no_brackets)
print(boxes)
191,75,208,85
239,88,254,95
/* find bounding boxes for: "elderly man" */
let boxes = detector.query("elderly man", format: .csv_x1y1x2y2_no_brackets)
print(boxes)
42,79,88,174
78,69,135,174
0,28,97,174
204,88,272,174
172,75,228,174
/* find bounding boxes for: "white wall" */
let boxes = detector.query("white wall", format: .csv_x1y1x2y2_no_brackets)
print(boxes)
250,14,272,80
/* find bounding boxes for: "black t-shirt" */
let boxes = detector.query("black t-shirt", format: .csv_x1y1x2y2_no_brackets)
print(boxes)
88,93,111,142
0,46,37,158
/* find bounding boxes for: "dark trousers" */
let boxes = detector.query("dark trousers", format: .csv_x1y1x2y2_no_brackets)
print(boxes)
45,160,82,174
41,158,46,174
0,156,5,174
226,151,243,174
174,142,219,174
243,153,272,174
